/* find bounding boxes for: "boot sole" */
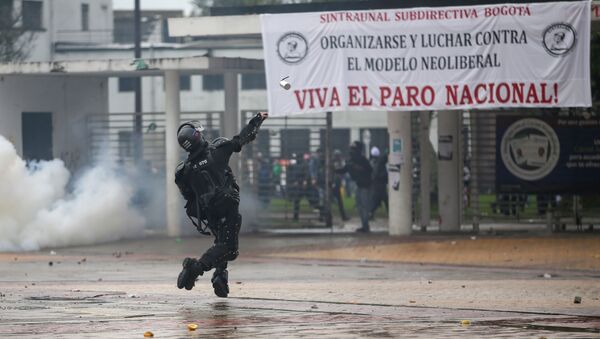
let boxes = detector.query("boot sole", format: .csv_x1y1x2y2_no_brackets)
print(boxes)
177,258,197,290
212,280,229,298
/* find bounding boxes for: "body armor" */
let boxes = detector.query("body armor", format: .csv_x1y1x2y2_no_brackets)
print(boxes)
175,113,265,294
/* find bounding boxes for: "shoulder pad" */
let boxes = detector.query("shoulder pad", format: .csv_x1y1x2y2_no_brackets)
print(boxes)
211,137,231,148
175,161,187,178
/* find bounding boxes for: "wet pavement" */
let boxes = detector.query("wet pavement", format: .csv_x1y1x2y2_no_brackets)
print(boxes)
0,234,599,338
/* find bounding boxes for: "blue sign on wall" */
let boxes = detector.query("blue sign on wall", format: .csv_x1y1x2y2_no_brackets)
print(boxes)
496,115,600,194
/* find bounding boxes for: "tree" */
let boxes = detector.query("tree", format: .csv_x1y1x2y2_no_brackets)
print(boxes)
0,1,35,62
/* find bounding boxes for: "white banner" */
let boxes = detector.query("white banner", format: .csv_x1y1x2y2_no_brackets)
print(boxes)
261,1,591,116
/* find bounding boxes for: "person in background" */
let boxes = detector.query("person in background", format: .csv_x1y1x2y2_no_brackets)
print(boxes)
308,148,325,218
336,141,372,232
286,153,308,221
256,153,272,208
369,146,388,219
463,160,471,208
332,149,350,221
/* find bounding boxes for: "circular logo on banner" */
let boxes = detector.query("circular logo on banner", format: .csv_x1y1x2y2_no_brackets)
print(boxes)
500,118,560,181
542,23,576,57
277,32,308,64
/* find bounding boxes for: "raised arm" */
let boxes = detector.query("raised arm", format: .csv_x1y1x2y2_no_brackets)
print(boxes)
230,112,268,152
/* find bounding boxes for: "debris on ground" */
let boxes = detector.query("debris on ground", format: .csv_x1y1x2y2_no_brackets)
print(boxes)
311,305,318,309
460,320,471,326
50,251,56,255
81,258,87,262
428,280,432,284
574,296,582,304
143,331,154,337
470,236,477,240
461,285,466,288
112,252,122,258
187,324,198,331
542,273,552,279
48,261,53,266
409,300,416,303
451,241,457,245
235,281,242,284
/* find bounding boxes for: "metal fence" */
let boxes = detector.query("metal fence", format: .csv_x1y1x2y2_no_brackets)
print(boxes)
85,109,597,233
238,111,333,229
461,109,600,231
86,111,222,168
86,111,336,230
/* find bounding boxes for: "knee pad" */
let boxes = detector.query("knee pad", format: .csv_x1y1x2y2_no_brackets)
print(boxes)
234,214,242,231
224,250,239,261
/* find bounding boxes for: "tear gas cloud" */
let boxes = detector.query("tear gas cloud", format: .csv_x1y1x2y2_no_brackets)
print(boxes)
0,136,145,251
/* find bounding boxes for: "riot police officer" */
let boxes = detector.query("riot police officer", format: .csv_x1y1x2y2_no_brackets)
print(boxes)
175,111,268,297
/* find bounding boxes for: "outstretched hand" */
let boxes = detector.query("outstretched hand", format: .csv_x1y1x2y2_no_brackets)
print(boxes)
259,112,269,120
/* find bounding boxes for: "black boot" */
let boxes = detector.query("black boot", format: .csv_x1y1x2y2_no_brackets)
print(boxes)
177,257,204,291
211,268,229,298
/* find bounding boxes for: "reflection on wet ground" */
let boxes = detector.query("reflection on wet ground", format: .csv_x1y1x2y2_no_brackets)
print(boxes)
4,292,596,338
0,236,599,338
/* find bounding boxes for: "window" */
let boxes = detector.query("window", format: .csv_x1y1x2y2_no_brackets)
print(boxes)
241,73,266,90
22,1,43,30
320,128,350,155
118,131,133,160
81,3,89,31
179,75,191,91
360,128,389,153
280,129,310,158
202,74,224,91
162,75,191,91
0,1,13,23
118,77,136,92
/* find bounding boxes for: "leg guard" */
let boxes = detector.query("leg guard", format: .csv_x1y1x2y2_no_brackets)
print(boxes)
177,257,205,291
198,213,241,269
211,265,229,298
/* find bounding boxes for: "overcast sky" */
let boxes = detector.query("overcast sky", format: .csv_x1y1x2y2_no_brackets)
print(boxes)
112,0,196,15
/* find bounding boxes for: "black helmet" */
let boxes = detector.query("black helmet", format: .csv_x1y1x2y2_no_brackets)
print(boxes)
177,121,208,152
350,141,363,153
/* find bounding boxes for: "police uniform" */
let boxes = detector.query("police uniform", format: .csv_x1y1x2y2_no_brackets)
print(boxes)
175,113,265,297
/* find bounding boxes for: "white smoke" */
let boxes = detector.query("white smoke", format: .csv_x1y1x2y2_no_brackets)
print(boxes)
0,136,145,251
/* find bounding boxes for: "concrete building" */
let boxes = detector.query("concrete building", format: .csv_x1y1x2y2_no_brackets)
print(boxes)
1,1,389,165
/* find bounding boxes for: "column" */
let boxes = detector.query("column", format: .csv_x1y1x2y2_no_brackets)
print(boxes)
223,72,240,177
165,70,182,237
437,110,461,231
387,111,412,236
419,111,431,231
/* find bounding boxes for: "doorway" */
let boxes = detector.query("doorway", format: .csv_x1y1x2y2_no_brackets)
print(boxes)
22,112,53,161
